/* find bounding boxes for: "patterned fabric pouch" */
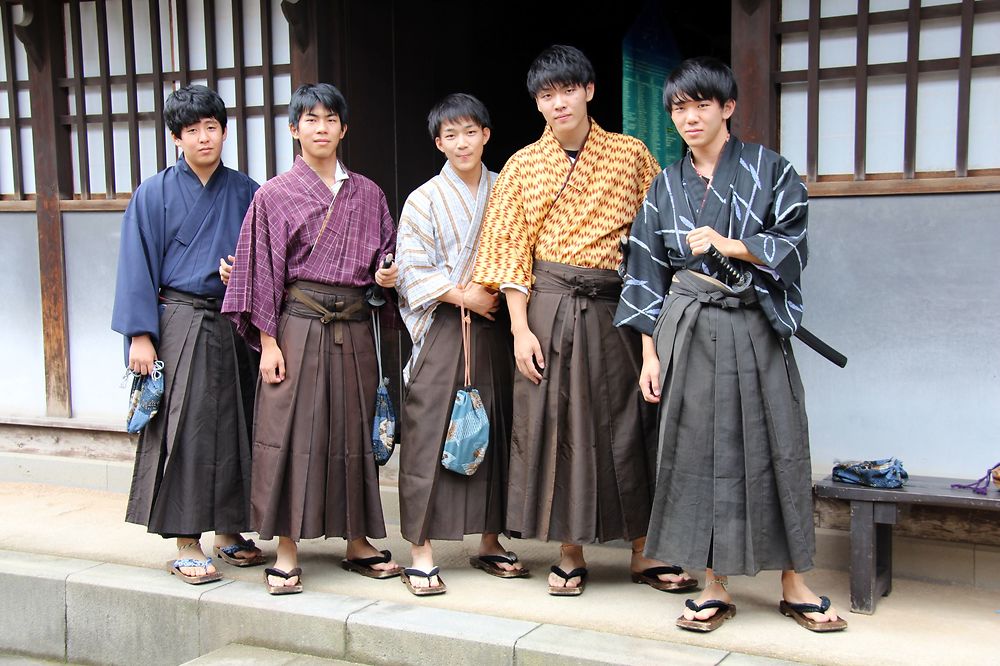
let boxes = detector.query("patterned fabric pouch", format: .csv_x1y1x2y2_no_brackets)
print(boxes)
370,310,396,466
441,307,490,476
124,360,165,434
832,458,909,489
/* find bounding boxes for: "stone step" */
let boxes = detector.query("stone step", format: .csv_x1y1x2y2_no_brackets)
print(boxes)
182,644,367,665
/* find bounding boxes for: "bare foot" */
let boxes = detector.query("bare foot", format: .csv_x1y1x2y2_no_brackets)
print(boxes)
347,537,399,573
214,533,263,563
175,538,216,577
781,571,840,623
681,573,732,622
267,536,299,588
548,544,586,590
478,533,524,574
630,537,693,585
408,540,438,588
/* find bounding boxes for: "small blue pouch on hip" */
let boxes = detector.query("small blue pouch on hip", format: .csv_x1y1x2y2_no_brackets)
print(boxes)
371,310,396,466
441,307,490,476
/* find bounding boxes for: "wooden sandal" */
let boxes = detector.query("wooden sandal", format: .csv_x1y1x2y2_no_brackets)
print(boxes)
676,599,736,632
470,551,530,579
779,596,847,632
631,565,699,593
214,537,266,567
341,549,402,579
264,566,303,595
548,565,587,596
400,567,447,596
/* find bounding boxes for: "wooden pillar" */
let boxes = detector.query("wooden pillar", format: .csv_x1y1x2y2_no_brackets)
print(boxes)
730,0,779,149
15,1,73,417
283,0,346,89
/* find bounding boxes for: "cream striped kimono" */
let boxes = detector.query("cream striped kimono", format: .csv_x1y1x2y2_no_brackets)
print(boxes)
396,162,497,380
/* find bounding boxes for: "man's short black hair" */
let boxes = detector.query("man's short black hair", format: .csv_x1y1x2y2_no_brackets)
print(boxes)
662,57,738,110
526,45,596,98
289,83,348,127
426,93,491,140
164,84,227,136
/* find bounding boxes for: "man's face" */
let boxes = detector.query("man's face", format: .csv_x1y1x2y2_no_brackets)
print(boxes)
534,82,594,135
290,103,347,161
669,96,735,150
172,117,226,171
435,117,491,176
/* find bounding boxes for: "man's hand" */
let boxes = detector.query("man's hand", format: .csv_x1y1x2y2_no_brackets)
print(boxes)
219,255,234,285
512,324,545,384
639,334,660,403
259,333,285,384
128,334,158,376
461,283,499,321
686,226,731,256
375,253,398,288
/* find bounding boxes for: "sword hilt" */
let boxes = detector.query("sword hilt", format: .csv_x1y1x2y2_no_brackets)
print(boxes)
705,245,752,293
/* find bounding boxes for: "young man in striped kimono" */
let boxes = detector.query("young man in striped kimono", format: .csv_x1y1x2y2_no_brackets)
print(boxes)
112,85,264,584
472,45,697,596
615,57,846,632
395,94,525,596
223,83,401,594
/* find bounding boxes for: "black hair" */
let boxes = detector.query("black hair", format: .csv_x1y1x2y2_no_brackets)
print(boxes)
288,83,348,127
164,84,227,136
526,45,596,98
426,93,491,140
663,57,738,110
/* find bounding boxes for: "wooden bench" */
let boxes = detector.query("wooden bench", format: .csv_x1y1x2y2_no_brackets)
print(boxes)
813,475,1000,614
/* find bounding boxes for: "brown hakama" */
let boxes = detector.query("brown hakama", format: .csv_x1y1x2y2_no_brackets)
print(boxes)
250,281,387,541
506,261,657,544
398,305,514,544
126,290,257,536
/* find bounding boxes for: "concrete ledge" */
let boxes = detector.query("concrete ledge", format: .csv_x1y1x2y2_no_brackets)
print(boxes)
346,601,538,665
198,581,375,659
183,644,357,665
0,452,133,493
66,562,226,666
0,551,101,661
513,624,729,666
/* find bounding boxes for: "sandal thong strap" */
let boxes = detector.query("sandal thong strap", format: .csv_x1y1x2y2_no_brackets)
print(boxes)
685,599,732,613
641,565,684,576
550,565,587,581
348,550,392,566
264,567,302,580
174,558,212,568
219,540,258,557
403,566,440,579
478,552,518,565
784,595,831,615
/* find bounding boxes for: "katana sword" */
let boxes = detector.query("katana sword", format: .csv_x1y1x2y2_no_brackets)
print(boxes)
704,245,848,368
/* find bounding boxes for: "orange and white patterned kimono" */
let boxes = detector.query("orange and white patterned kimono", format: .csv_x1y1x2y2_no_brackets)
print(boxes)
472,120,662,545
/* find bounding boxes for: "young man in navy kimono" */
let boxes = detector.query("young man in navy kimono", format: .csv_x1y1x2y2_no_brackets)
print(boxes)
112,85,263,584
615,58,846,632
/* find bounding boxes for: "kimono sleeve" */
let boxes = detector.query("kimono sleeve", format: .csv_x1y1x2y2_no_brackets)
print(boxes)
614,174,674,337
221,191,286,349
396,191,453,312
111,182,164,352
739,157,809,289
375,189,403,330
471,158,532,291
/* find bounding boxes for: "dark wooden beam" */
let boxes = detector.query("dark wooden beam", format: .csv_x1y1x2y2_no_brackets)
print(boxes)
15,1,73,417
730,0,778,149
284,0,347,89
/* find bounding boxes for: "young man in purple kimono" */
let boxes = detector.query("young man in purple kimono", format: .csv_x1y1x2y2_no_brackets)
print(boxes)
112,85,264,584
223,83,401,594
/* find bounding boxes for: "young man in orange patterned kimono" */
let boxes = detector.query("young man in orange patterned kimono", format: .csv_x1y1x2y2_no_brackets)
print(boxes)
472,45,697,596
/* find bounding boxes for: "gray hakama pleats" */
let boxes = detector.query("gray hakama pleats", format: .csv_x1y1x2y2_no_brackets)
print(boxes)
398,305,514,544
250,282,387,542
645,270,815,575
126,289,257,536
506,261,657,544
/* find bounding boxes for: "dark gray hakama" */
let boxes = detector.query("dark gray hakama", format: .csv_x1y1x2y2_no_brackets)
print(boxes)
126,289,257,536
506,261,657,544
250,281,387,542
398,305,514,544
645,270,815,575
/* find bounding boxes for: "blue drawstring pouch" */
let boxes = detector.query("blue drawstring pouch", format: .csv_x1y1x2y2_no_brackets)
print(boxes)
370,311,396,466
441,308,490,476
832,457,908,489
124,360,165,434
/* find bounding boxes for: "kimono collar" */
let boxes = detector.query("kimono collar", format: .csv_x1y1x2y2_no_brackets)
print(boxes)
440,160,490,212
175,153,225,186
538,118,607,161
292,155,352,203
